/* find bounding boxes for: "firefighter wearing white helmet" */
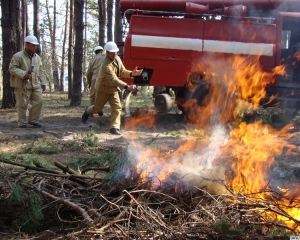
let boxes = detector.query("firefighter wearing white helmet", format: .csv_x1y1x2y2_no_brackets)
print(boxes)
24,35,40,45
104,41,119,52
86,45,105,110
82,41,143,135
94,45,104,52
9,35,46,128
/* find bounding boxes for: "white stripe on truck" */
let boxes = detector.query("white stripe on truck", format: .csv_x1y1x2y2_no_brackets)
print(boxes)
131,35,274,56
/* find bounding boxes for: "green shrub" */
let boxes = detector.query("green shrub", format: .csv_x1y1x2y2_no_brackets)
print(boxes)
69,150,117,170
18,154,49,168
8,180,43,233
213,218,230,234
0,153,15,161
21,138,58,155
268,227,290,238
213,218,244,236
81,131,99,147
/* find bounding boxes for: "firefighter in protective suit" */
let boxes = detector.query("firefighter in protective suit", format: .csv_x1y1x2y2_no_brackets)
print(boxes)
86,45,105,107
9,35,46,128
82,41,142,135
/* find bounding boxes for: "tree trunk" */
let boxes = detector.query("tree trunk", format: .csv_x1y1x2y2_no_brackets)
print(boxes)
33,0,42,55
46,0,60,91
83,0,88,93
98,0,106,47
52,0,60,91
107,0,113,41
68,0,74,99
21,0,29,38
114,0,123,42
1,0,22,108
71,0,85,106
60,0,69,92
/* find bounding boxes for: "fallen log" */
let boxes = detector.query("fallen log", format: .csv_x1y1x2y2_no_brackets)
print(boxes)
81,166,110,174
54,161,78,174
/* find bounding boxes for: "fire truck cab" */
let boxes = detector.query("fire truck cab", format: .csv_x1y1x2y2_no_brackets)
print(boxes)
120,0,300,113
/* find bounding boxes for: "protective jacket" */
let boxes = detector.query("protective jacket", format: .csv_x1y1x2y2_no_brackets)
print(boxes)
86,55,133,130
9,50,45,89
96,55,131,93
86,53,105,87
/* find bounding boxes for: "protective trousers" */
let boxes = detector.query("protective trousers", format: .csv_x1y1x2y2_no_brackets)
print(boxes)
14,87,43,126
89,79,96,105
86,90,122,129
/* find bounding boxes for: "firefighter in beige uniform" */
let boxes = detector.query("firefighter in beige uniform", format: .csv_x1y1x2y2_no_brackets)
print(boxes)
9,35,46,128
86,46,105,106
82,41,142,135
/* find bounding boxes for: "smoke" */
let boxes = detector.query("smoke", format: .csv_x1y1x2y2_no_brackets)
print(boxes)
123,124,229,194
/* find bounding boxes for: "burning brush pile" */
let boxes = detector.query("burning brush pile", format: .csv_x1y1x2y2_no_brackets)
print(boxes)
1,55,300,239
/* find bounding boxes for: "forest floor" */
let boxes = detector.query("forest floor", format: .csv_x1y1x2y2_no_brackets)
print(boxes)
1,91,300,239
0,92,188,159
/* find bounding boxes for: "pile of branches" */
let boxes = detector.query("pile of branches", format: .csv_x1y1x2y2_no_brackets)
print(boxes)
0,158,299,240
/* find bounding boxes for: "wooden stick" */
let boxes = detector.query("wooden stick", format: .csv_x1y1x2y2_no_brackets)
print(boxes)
36,180,93,226
0,159,90,187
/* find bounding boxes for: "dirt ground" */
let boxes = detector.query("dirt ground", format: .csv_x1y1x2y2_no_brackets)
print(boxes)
0,92,189,159
1,92,300,183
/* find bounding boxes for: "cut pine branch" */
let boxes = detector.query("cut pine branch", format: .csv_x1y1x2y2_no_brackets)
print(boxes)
36,183,93,226
0,158,90,187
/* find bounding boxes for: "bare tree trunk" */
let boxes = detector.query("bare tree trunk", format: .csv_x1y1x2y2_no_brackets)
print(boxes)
21,0,29,38
53,0,60,91
1,0,22,108
68,0,74,99
98,0,106,47
83,0,88,93
33,0,41,55
71,0,85,106
114,0,123,42
45,0,54,90
60,0,69,92
45,0,60,91
107,0,113,41
40,27,53,92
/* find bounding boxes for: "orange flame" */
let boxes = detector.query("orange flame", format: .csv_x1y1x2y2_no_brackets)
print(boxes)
294,51,300,60
125,53,300,232
179,54,286,126
222,121,296,194
125,111,156,129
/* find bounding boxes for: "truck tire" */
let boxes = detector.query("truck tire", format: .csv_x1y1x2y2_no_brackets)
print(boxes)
154,93,173,114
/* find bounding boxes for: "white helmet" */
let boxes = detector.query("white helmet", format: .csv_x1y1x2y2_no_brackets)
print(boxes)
94,46,103,52
104,41,119,52
24,35,39,45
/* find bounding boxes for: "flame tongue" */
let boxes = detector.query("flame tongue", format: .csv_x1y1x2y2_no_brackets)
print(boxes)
223,121,289,194
124,53,300,232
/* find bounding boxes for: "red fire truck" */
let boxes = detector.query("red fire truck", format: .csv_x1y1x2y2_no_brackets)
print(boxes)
120,0,300,115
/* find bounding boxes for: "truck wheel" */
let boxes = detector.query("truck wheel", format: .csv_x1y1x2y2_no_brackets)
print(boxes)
154,93,173,114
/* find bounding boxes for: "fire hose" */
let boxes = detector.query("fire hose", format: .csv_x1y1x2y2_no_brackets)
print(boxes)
124,87,155,117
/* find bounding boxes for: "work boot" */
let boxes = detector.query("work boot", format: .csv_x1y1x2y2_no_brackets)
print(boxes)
28,122,42,128
109,128,121,135
98,111,103,117
82,111,89,123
